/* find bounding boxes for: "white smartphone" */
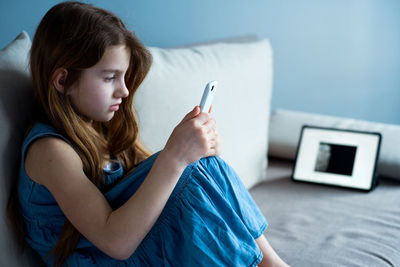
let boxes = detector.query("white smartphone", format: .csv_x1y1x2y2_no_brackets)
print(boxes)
199,80,218,113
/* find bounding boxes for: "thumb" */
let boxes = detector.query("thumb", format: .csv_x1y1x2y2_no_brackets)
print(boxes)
181,106,200,123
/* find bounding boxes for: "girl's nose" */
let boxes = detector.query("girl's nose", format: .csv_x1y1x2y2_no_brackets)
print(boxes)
116,81,129,98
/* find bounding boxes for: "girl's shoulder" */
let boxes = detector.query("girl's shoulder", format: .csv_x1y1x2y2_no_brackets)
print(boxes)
23,122,68,148
23,123,82,186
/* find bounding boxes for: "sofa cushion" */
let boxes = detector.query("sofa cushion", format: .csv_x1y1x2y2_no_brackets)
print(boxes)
135,40,273,189
0,32,45,266
268,109,400,180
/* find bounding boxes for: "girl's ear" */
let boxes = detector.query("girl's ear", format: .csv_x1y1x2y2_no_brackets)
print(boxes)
53,68,68,94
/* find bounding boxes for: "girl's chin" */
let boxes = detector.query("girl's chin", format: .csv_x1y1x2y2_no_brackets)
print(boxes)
87,115,115,124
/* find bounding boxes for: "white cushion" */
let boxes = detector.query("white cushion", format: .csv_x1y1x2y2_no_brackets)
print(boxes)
0,32,44,266
269,109,400,180
135,40,273,189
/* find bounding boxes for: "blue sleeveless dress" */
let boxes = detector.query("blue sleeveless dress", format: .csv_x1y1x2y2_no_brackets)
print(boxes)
18,123,268,266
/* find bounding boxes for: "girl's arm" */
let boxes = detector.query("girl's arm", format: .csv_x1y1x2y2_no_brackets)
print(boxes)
24,106,220,260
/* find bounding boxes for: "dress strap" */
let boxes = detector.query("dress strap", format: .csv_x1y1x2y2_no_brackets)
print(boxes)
21,122,70,160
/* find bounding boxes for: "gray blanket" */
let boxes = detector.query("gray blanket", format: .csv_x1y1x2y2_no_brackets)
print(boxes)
250,159,400,267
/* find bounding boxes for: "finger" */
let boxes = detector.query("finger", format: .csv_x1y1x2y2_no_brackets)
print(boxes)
208,105,213,114
203,118,216,133
181,106,200,123
208,133,220,147
212,138,222,156
205,145,221,158
206,126,218,137
193,112,211,125
206,133,220,152
208,139,218,149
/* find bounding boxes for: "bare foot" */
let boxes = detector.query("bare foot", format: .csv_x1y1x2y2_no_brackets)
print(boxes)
256,235,290,267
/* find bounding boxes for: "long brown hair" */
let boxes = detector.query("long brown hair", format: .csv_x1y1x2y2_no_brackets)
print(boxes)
21,1,151,266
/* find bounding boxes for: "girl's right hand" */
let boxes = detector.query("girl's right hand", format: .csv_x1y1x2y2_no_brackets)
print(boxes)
162,106,220,169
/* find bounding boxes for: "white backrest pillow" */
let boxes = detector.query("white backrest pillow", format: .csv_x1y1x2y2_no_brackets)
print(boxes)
135,40,273,189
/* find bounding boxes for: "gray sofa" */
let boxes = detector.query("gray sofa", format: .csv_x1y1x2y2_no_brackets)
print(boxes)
1,32,400,266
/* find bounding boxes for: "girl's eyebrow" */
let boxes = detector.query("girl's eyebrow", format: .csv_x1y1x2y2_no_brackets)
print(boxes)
101,69,124,73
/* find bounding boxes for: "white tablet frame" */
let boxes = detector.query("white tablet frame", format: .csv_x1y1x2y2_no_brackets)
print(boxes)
292,126,381,191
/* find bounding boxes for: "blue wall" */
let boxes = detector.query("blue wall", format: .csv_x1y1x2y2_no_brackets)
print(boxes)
1,0,400,124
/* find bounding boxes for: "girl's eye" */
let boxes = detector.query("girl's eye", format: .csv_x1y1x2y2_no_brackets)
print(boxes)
105,76,116,81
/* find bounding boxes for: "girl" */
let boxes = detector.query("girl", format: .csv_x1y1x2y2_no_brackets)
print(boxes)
11,1,288,266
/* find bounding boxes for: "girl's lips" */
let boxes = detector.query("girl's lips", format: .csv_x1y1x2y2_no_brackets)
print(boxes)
110,104,120,111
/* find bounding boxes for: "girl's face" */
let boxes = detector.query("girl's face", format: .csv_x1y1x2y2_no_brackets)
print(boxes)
67,44,130,123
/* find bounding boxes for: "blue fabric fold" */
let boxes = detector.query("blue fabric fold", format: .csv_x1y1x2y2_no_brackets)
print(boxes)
18,123,268,266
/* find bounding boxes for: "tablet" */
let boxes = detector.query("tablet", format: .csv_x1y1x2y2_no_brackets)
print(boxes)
292,125,381,191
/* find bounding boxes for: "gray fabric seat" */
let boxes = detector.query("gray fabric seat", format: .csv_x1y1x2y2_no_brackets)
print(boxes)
250,159,400,267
